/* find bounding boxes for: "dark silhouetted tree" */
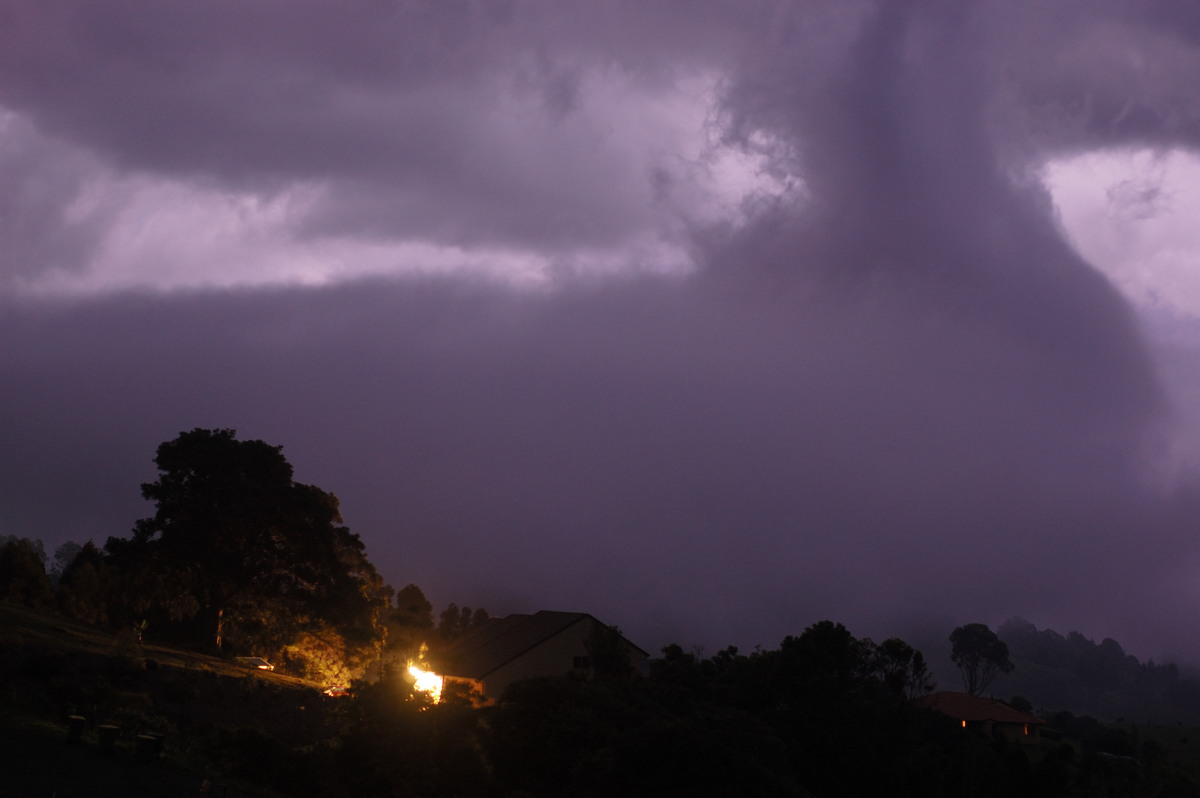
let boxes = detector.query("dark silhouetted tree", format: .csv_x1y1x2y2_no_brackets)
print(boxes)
106,428,387,661
0,535,46,564
873,637,936,699
436,603,489,641
950,622,1014,696
50,541,82,582
383,583,434,670
0,538,53,608
56,540,111,625
394,583,434,629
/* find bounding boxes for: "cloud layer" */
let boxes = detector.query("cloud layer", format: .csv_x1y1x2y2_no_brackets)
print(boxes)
3,0,1200,660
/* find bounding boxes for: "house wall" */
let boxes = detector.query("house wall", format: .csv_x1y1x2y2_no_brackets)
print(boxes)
479,618,647,700
481,618,597,699
967,719,1041,745
1002,722,1041,745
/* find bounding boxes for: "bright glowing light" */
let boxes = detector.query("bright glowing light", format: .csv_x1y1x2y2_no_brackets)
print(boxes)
407,643,444,703
408,663,444,703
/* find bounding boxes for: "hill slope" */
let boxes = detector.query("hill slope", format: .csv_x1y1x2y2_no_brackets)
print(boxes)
0,602,335,796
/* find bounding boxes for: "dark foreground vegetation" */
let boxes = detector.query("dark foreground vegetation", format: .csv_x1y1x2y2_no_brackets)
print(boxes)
6,429,1200,795
6,602,1200,797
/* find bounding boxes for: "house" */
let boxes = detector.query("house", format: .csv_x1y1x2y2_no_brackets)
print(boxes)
434,610,648,703
915,691,1045,744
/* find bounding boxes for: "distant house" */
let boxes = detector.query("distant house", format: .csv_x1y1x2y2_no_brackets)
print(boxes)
915,691,1045,744
435,611,648,703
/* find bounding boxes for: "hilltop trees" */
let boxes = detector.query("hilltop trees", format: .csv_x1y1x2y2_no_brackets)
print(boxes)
105,428,389,670
995,617,1200,723
56,541,110,625
436,602,490,641
0,537,54,608
874,637,936,699
950,622,1014,696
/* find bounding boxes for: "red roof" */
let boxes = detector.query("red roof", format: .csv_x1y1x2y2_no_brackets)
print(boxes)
914,692,1044,725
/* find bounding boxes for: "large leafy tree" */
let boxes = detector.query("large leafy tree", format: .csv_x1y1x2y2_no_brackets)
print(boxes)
106,428,387,657
950,622,1015,696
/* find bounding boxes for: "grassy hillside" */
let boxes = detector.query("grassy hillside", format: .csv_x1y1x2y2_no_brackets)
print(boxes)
1,602,312,682
0,602,336,796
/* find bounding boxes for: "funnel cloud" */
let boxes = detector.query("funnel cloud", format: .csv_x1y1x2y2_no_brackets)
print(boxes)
3,1,1200,662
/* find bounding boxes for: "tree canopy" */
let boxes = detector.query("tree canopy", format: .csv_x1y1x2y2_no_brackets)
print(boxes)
950,622,1015,696
106,428,388,661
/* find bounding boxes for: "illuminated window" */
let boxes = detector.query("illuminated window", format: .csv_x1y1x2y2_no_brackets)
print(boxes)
961,720,967,728
1024,724,1030,736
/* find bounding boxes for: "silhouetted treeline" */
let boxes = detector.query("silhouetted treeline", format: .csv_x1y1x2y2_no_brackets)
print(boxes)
327,626,1200,797
0,430,490,688
7,426,1200,793
164,620,1056,797
9,590,1200,794
0,530,478,688
996,617,1200,724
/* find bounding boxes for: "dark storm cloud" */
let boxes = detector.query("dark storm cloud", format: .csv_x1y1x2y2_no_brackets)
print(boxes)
710,1,1168,416
2,267,1194,658
3,0,1200,661
0,0,736,262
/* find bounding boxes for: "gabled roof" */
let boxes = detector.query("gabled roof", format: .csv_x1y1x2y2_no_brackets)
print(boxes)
438,610,646,680
915,691,1044,725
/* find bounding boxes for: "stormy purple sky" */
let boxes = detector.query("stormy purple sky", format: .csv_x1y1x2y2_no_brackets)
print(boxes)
4,1,1200,664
